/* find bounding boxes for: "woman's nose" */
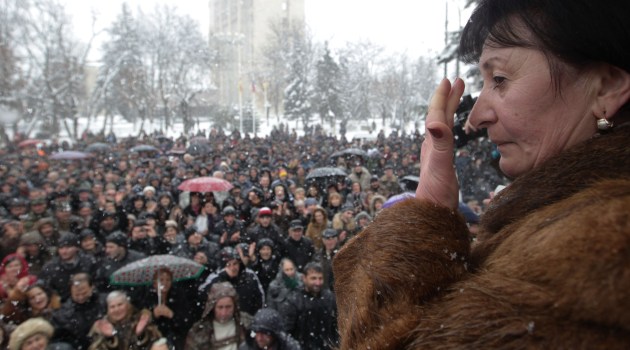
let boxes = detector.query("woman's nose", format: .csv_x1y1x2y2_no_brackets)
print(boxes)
468,91,495,129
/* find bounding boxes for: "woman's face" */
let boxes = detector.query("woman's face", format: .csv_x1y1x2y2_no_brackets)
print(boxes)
107,296,129,323
470,44,596,178
27,287,49,311
213,296,235,323
21,333,48,350
4,259,22,279
282,261,296,278
314,211,325,224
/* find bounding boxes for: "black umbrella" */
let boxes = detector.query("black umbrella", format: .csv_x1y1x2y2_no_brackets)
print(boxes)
399,175,419,192
130,144,160,153
305,167,347,189
85,142,111,153
330,148,368,161
186,143,212,156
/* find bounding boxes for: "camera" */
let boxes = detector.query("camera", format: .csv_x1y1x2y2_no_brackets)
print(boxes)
453,95,487,148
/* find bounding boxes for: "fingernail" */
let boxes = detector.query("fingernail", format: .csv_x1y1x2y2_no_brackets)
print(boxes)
428,128,443,139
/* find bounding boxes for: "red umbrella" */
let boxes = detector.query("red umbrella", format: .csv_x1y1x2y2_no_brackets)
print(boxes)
18,139,44,148
177,177,233,192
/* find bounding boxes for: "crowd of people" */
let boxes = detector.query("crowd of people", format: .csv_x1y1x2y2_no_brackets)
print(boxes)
0,124,502,350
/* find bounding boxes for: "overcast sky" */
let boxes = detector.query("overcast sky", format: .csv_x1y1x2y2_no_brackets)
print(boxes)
63,0,472,59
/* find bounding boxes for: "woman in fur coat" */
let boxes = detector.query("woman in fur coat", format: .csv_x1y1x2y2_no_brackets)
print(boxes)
333,0,630,348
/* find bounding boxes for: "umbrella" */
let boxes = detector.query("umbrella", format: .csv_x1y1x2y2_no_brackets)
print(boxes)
85,142,111,153
330,148,368,160
110,254,205,287
305,167,347,189
189,136,210,144
186,143,212,156
178,176,234,192
399,175,419,192
49,151,93,160
130,144,160,153
18,139,44,148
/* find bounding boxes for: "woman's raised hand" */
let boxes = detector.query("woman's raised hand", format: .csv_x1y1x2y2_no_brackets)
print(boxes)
416,78,465,210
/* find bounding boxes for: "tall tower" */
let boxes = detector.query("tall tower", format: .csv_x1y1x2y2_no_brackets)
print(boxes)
208,0,305,117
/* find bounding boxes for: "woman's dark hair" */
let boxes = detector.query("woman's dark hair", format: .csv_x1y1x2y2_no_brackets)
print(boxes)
459,0,630,112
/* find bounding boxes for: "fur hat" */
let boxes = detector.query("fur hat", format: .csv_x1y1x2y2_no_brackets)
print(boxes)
8,317,54,350
202,282,238,319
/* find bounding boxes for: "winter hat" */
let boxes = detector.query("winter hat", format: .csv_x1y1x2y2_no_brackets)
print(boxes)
289,219,304,230
20,231,44,246
142,186,156,195
105,231,128,248
202,282,238,319
250,308,285,336
164,220,178,229
322,228,339,239
341,203,355,213
304,198,318,207
258,207,272,217
79,228,96,241
58,233,80,248
256,238,275,251
220,247,240,266
355,211,372,222
222,206,236,216
8,317,54,350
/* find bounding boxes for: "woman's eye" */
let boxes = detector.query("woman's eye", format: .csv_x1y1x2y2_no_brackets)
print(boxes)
492,76,506,88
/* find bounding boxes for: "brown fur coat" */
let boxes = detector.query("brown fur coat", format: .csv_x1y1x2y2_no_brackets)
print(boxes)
334,126,630,349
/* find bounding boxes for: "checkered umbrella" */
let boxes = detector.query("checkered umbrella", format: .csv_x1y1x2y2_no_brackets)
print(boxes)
110,255,205,287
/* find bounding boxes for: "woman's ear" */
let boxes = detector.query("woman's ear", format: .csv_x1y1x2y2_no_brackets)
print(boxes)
593,64,630,119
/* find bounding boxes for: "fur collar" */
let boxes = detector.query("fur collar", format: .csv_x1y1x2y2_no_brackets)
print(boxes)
473,126,630,266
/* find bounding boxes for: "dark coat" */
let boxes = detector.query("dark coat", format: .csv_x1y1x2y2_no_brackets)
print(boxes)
265,270,303,311
40,253,97,301
278,288,338,350
280,237,315,272
95,249,146,292
333,127,630,349
51,292,107,350
250,254,280,293
199,267,265,317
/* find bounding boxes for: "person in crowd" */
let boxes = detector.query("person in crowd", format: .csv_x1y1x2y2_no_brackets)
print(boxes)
32,218,59,256
185,282,250,350
314,229,340,292
0,254,37,304
378,164,400,198
95,231,146,292
172,227,220,272
1,282,61,326
266,258,303,311
40,233,96,301
243,207,284,250
305,185,323,207
140,268,198,350
8,317,54,350
79,228,105,263
278,262,337,350
95,211,121,245
214,206,244,248
305,206,328,251
249,238,280,293
344,182,366,214
0,220,24,259
89,290,162,350
238,308,301,350
159,220,186,254
21,197,52,232
128,219,158,256
353,211,372,234
280,220,314,273
324,192,342,222
333,0,630,348
193,198,219,239
331,204,357,246
367,194,386,218
199,247,264,318
16,231,51,276
347,161,371,192
51,273,106,350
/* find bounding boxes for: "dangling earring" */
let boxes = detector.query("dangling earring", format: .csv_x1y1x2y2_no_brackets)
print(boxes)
597,111,614,131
